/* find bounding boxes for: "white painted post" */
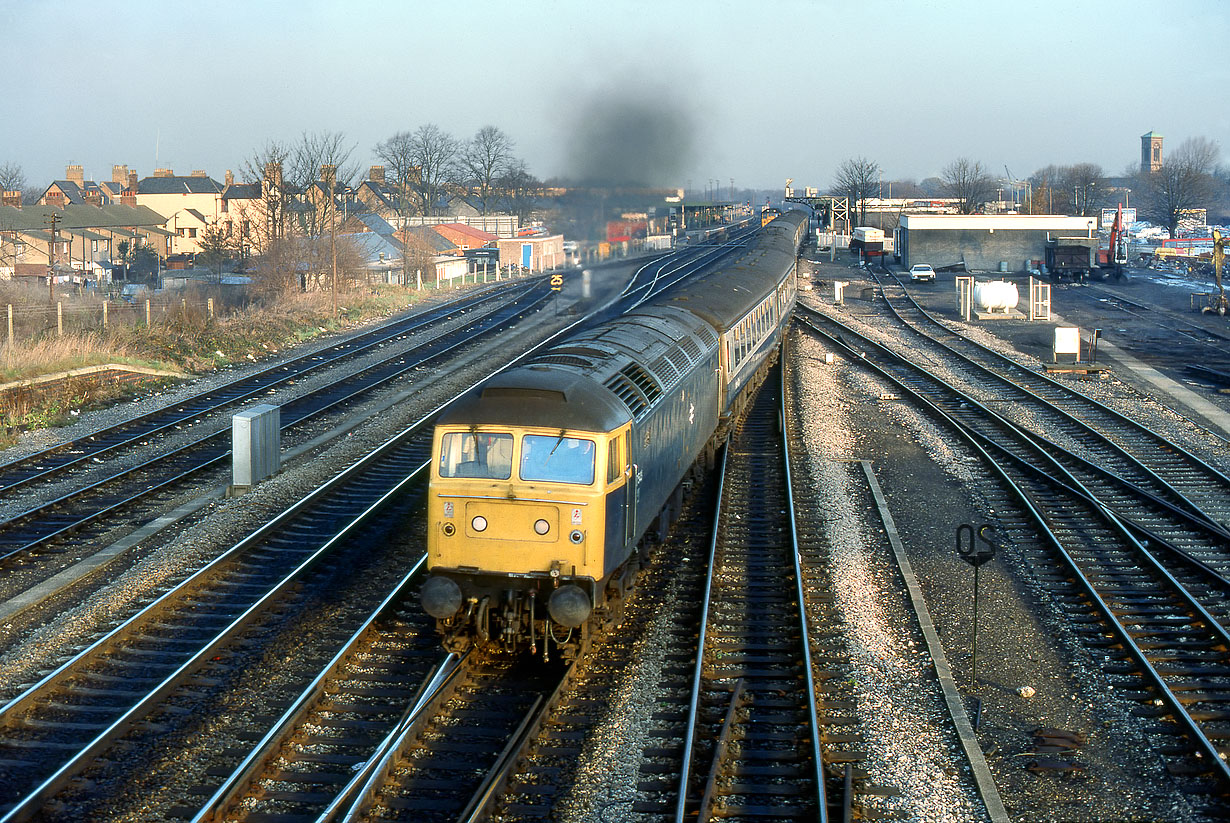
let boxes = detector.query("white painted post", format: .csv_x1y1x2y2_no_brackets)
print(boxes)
57,302,63,336
103,300,108,328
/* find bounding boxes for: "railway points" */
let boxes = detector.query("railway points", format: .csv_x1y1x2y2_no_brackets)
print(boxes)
1,223,1228,821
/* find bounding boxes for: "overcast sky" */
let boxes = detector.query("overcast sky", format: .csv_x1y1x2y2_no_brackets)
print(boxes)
3,0,1227,195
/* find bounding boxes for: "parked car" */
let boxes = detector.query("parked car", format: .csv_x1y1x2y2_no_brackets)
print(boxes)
909,263,936,282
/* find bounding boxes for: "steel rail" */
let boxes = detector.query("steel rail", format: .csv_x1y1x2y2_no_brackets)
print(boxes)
0,284,553,563
876,272,1230,494
189,554,440,822
797,316,1230,788
0,416,438,822
673,441,728,822
0,282,523,495
779,364,829,822
797,305,1230,549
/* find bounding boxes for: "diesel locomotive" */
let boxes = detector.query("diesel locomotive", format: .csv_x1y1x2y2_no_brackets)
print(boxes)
419,210,808,658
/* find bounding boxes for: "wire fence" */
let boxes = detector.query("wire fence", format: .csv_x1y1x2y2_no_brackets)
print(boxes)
3,296,225,346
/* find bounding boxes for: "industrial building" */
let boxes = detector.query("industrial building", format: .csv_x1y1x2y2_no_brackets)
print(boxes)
894,214,1098,273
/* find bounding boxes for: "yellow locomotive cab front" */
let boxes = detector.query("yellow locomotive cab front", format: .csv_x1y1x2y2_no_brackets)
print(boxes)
428,426,614,581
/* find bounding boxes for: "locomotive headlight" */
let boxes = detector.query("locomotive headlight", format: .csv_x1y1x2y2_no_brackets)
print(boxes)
534,519,550,535
471,516,488,532
569,529,584,544
442,522,456,537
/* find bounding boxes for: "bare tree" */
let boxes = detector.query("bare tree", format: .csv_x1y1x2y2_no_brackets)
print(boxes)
1032,163,1105,215
0,162,25,193
499,160,541,226
832,156,880,225
197,223,234,282
239,140,293,255
1068,162,1105,216
1137,136,1220,238
409,123,460,216
461,126,515,216
290,130,358,240
942,157,995,214
374,131,426,287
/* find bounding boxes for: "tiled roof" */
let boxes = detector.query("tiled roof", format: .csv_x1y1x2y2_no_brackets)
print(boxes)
0,203,169,231
137,175,222,195
436,222,497,243
222,183,262,200
402,226,455,253
359,213,395,235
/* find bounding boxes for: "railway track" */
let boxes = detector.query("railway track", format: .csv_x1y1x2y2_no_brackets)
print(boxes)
189,558,446,823
0,400,445,821
0,282,525,497
673,368,824,820
796,311,1230,803
320,651,568,823
797,301,1230,588
0,282,552,566
870,273,1230,527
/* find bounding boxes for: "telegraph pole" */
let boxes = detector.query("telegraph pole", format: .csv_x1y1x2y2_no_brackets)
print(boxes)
44,212,61,303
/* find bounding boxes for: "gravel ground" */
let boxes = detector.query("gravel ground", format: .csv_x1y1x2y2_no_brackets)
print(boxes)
794,252,1221,821
0,266,636,702
4,250,1225,820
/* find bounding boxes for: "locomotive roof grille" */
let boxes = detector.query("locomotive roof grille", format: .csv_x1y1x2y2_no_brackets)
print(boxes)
648,353,680,387
534,353,594,369
681,331,709,355
604,373,648,417
663,346,691,378
620,362,662,404
603,362,663,419
480,386,567,402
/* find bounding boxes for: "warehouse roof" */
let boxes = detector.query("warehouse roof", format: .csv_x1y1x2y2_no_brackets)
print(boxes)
900,214,1097,234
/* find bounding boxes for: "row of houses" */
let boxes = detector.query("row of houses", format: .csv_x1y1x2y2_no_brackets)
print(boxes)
1,164,565,288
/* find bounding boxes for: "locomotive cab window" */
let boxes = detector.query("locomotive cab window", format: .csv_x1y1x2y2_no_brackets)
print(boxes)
607,438,621,483
521,434,596,485
438,431,513,479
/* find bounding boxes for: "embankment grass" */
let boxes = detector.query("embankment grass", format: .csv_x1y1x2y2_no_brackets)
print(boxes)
0,285,431,445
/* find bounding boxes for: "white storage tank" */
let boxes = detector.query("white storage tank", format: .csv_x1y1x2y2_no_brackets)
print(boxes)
973,280,1019,312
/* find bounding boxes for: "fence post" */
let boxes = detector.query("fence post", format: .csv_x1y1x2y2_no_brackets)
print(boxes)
182,298,187,317
103,300,108,329
208,297,214,320
6,304,11,347
145,299,151,326
57,301,63,336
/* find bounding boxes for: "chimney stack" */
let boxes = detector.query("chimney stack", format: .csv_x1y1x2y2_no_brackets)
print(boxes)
369,165,386,184
128,171,139,191
154,168,173,178
190,169,207,177
224,169,234,186
112,164,129,185
66,165,85,185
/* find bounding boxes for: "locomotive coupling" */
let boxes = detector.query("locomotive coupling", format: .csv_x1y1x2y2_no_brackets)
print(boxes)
420,575,463,619
548,584,592,627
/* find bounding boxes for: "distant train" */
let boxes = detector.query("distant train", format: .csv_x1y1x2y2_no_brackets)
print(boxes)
761,206,782,226
419,210,808,659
